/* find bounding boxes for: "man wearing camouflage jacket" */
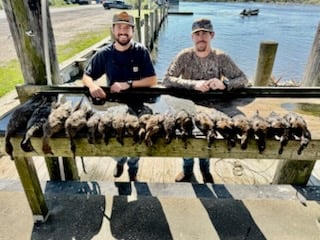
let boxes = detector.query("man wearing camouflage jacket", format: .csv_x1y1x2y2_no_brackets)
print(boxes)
163,18,248,183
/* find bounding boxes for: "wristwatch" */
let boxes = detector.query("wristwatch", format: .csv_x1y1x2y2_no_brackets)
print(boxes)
127,80,133,89
223,78,230,87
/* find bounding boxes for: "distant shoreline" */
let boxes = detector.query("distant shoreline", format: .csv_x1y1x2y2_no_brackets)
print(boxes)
180,0,320,5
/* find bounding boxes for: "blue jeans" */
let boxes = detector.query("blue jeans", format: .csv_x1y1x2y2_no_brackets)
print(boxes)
114,157,139,175
183,158,210,176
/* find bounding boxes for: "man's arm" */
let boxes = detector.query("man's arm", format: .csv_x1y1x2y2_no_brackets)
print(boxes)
132,75,157,88
219,54,249,90
110,75,157,92
163,51,212,92
163,52,199,90
82,73,106,98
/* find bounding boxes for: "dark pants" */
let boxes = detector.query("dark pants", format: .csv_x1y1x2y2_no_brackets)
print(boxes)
183,158,210,176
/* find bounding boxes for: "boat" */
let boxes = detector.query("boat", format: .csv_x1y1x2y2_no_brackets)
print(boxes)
240,8,259,16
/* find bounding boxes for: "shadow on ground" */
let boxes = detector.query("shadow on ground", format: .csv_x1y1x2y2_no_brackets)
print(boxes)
31,181,105,240
30,181,273,239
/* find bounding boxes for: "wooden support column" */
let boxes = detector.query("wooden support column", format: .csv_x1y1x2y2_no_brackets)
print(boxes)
254,41,278,86
144,14,150,49
301,23,320,87
2,0,61,85
44,156,61,180
135,17,141,43
63,157,80,181
154,9,159,40
14,157,48,222
272,160,316,185
149,12,155,50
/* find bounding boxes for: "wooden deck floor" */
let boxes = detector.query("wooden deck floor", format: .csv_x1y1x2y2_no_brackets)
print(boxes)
1,154,319,185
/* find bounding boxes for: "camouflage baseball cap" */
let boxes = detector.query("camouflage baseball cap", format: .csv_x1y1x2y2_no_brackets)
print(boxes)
112,11,135,26
192,18,214,33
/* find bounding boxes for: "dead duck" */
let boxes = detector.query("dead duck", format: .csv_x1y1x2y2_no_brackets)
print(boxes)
284,112,311,155
98,111,113,145
175,110,194,149
5,94,47,160
138,113,152,144
111,112,127,145
65,101,93,158
212,110,236,151
266,111,290,154
163,109,178,144
232,113,251,150
87,111,102,144
250,110,270,153
42,100,73,155
20,96,57,153
194,111,216,148
144,113,165,147
125,113,140,143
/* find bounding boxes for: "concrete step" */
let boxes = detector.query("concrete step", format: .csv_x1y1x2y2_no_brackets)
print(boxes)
44,180,320,201
1,180,320,240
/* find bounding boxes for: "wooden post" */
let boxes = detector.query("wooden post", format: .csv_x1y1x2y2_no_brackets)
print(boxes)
272,160,316,185
254,41,278,86
44,157,62,180
301,23,320,87
154,9,159,40
14,157,48,222
150,12,155,50
144,14,150,49
63,157,80,180
2,0,61,85
135,17,141,43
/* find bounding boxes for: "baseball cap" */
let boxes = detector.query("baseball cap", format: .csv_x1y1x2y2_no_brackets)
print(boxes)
192,18,214,33
112,11,135,26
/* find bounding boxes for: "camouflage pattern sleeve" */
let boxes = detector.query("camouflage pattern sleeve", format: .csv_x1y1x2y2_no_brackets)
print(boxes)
162,48,199,90
218,53,249,90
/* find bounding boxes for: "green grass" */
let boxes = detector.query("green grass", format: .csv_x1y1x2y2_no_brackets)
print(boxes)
0,60,23,96
57,29,110,62
0,29,110,97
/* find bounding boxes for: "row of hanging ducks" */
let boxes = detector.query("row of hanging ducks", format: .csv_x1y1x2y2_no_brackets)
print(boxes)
5,94,311,160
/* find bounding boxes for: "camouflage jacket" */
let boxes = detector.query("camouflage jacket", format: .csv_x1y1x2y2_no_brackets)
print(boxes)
163,47,248,91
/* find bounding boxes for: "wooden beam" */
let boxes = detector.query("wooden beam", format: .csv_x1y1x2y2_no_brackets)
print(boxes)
14,84,320,103
2,136,319,161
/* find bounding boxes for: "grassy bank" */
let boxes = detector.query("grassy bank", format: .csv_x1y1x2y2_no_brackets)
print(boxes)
0,29,110,97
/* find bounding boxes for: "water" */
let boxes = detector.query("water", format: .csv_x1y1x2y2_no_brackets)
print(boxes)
153,2,320,83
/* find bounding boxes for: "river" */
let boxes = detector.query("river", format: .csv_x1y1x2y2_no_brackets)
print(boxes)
153,2,320,84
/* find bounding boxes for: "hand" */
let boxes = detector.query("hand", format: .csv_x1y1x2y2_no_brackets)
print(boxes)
89,84,106,99
208,78,225,90
194,80,211,92
110,82,130,93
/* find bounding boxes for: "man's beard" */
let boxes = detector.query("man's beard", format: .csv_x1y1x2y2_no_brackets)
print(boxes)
195,41,208,52
115,34,131,46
